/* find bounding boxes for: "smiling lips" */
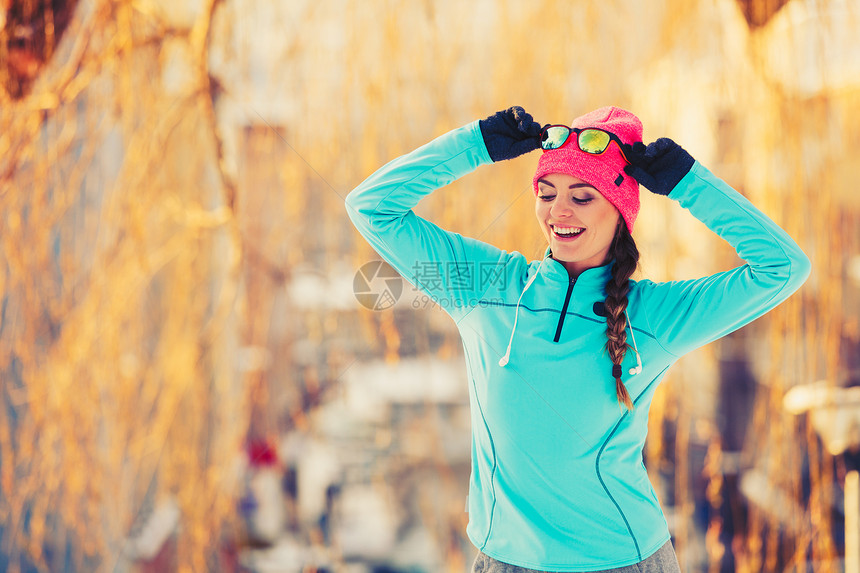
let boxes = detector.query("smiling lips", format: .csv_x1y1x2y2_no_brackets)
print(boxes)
550,224,585,240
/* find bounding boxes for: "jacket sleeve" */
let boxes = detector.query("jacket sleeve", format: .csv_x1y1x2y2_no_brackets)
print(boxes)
345,120,512,322
638,161,811,358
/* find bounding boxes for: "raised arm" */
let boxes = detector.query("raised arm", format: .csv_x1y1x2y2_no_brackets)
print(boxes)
624,139,812,357
345,107,543,321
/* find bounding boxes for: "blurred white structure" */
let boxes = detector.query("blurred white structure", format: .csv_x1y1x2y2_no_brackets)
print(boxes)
784,381,860,573
784,382,860,456
335,484,399,561
122,497,180,561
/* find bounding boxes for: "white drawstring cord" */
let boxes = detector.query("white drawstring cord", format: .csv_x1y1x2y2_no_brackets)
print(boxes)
498,258,644,375
625,308,643,375
499,256,548,367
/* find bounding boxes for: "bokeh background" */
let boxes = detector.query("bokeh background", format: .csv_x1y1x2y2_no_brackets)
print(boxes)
2,0,859,571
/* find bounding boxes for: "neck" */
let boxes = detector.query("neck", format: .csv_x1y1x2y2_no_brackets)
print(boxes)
548,253,614,280
560,259,588,279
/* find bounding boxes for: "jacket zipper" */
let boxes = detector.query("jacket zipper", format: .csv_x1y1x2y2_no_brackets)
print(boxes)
553,278,576,342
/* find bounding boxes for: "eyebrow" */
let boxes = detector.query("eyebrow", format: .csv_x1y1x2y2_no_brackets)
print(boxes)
537,178,597,191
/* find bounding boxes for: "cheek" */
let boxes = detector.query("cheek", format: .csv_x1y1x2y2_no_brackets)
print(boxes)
597,206,621,232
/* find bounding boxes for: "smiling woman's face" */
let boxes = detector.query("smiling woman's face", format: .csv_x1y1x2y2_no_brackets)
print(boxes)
535,172,622,278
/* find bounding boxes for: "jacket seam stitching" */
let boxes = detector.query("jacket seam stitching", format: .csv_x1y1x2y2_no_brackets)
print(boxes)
467,368,498,550
480,302,658,340
455,254,507,325
640,298,677,357
595,416,642,562
592,365,671,564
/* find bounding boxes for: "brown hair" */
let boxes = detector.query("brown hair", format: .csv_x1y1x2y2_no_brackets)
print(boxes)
604,221,640,412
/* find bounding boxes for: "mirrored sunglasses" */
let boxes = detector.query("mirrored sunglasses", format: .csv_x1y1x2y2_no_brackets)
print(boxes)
540,125,630,163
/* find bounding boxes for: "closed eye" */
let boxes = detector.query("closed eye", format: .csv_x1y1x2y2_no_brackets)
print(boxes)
537,194,555,202
573,197,593,204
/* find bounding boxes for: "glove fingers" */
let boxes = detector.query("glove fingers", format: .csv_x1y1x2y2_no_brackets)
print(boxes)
521,118,542,137
480,106,543,162
622,141,648,169
631,141,647,156
643,138,675,160
509,106,529,123
622,136,694,195
510,107,541,137
623,165,657,190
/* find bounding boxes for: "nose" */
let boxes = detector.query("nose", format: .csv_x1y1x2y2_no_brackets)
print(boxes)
550,197,573,218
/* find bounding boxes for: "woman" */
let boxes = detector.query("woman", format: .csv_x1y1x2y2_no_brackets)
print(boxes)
344,106,810,572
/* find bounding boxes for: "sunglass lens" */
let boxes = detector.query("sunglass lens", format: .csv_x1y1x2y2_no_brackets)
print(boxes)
578,129,611,154
541,126,571,150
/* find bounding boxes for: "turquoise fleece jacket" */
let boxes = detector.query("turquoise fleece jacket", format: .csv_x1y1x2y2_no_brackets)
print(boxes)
344,120,811,571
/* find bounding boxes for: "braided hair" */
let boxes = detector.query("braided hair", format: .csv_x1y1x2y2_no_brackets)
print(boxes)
603,221,640,412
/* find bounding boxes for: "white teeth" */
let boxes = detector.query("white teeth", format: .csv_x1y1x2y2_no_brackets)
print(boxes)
553,226,584,236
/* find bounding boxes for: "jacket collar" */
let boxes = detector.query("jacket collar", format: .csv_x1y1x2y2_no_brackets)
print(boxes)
498,248,616,368
539,246,615,289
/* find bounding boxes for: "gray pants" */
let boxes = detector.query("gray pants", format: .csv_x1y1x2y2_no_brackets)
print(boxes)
471,539,682,573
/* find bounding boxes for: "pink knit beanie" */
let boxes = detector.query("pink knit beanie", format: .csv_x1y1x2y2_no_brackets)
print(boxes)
532,106,643,232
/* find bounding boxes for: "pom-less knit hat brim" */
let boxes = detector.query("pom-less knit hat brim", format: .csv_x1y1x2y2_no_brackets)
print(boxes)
533,106,643,233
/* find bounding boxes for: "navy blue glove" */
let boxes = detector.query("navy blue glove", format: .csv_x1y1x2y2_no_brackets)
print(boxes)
478,106,545,162
621,138,695,196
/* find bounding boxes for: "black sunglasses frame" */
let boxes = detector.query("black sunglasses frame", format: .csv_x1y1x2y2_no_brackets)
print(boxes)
540,125,631,163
